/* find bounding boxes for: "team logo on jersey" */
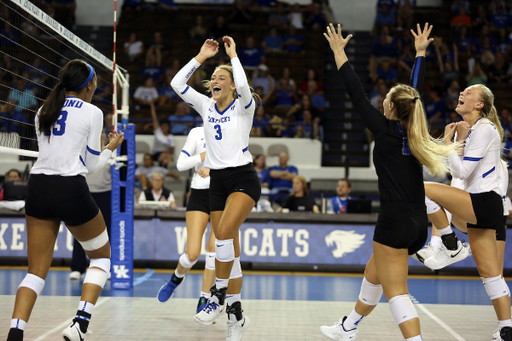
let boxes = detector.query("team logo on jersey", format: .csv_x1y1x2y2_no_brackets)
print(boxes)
325,230,366,258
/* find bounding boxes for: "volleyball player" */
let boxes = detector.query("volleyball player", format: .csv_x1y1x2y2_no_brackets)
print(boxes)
424,84,512,340
320,23,456,341
171,37,260,341
6,60,124,341
156,126,217,314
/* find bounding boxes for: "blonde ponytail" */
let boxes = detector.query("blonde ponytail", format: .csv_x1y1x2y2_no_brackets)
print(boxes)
476,84,503,143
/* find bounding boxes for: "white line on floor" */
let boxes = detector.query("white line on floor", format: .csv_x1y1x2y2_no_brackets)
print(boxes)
33,297,110,341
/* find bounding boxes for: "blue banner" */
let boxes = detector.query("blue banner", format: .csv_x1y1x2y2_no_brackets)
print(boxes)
110,124,136,289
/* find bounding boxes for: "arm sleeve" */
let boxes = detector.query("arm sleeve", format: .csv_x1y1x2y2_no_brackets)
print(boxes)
176,129,203,171
171,58,209,118
85,108,112,174
338,62,388,136
449,125,496,179
231,57,256,116
409,56,425,95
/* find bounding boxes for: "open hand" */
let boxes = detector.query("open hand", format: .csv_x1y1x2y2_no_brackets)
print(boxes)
223,36,237,59
411,23,434,53
199,39,219,59
106,130,125,151
324,23,352,53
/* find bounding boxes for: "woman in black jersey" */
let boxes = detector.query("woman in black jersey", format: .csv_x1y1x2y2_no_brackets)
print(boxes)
320,24,456,341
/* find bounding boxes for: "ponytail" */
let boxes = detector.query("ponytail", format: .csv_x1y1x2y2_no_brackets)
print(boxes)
39,83,66,135
476,84,503,144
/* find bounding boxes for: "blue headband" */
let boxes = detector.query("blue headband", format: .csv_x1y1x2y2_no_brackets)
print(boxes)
76,64,94,89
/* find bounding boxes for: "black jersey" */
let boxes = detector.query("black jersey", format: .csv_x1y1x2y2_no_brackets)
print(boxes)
339,57,426,204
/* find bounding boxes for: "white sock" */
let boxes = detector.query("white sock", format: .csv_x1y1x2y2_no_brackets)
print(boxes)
10,319,27,330
344,309,364,330
215,278,229,290
174,269,185,278
201,291,211,299
437,226,453,236
499,319,512,330
431,236,442,251
405,336,423,341
78,301,95,315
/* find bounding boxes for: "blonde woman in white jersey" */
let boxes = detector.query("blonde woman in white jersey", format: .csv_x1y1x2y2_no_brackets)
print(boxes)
172,37,260,341
156,126,217,315
6,60,124,341
424,84,512,341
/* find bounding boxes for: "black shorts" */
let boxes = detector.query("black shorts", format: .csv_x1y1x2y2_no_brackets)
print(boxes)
496,215,507,242
467,191,503,230
373,202,428,255
209,163,261,212
187,188,210,214
25,174,99,226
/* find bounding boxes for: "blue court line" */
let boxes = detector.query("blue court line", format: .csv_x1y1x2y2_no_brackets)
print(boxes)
133,268,154,286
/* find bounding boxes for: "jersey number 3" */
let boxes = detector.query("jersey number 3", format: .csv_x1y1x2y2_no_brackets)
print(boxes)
45,110,68,136
214,124,222,140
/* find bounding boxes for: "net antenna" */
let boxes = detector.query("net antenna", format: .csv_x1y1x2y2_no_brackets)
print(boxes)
0,0,129,165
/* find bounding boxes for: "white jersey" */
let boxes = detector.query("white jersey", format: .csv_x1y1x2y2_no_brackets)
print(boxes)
31,97,112,177
449,118,504,196
176,127,210,189
171,57,255,170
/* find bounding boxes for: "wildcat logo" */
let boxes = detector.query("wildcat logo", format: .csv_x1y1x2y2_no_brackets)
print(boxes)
325,230,366,258
113,265,130,279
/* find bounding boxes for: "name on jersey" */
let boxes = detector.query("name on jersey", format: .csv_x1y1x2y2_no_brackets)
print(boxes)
208,116,230,124
63,99,83,109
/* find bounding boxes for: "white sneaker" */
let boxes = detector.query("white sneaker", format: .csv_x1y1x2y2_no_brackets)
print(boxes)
424,241,469,270
69,271,81,280
194,296,225,325
411,243,435,264
62,322,91,341
320,316,358,340
226,315,250,341
491,328,500,341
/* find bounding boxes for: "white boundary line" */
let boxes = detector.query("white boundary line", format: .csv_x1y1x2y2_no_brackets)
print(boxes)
33,297,110,341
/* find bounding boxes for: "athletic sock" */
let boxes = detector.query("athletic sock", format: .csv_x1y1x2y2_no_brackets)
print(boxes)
405,336,423,341
344,309,364,330
437,226,453,237
431,236,442,252
74,301,94,333
201,291,211,299
215,277,229,290
226,293,241,306
173,269,185,279
10,319,26,331
499,319,512,330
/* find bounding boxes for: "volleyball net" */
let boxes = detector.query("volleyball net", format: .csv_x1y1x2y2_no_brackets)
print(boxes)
0,0,130,159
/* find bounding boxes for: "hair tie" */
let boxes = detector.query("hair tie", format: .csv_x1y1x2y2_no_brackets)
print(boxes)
412,96,419,103
76,63,94,90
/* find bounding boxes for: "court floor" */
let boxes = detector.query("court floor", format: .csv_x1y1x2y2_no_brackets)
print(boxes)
0,267,506,340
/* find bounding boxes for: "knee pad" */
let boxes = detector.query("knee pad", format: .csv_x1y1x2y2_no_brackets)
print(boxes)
179,253,197,269
80,229,109,251
19,273,45,296
425,197,441,215
84,258,110,288
483,275,510,300
229,257,242,279
205,252,216,270
358,277,383,306
388,294,418,325
215,239,235,263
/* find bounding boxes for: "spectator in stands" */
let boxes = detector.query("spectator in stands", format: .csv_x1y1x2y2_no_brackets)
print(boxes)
444,80,461,108
0,22,18,47
139,54,165,84
398,44,414,74
500,108,512,142
7,77,37,110
252,64,275,96
91,76,112,108
466,62,488,86
122,0,142,10
278,175,319,213
478,36,498,67
497,28,512,54
295,109,319,139
253,106,271,136
168,102,194,135
138,172,177,207
25,57,49,89
276,117,294,138
396,1,413,32
0,99,26,134
288,94,320,122
253,0,278,11
283,25,303,53
279,66,297,91
491,4,511,30
288,3,304,29
268,3,288,30
472,5,489,31
329,178,355,214
451,0,470,16
136,154,179,190
425,88,446,127
306,2,326,30
376,59,398,87
239,36,265,71
209,16,230,41
146,100,178,169
0,169,22,201
436,45,459,91
124,32,144,62
370,81,388,109
272,78,297,108
374,2,396,35
159,0,177,11
451,7,471,29
229,0,252,26
488,52,510,83
146,31,168,68
158,74,179,110
369,30,398,81
262,27,283,52
189,15,207,42
166,59,181,79
298,68,324,97
308,81,326,114
270,151,298,193
254,154,271,191
133,77,159,109
0,55,20,84
453,25,473,54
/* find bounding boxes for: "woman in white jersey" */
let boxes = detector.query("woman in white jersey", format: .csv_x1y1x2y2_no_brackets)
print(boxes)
424,84,512,341
171,36,260,341
156,126,217,314
6,60,124,341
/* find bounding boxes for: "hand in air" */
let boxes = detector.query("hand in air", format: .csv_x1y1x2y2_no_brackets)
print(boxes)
323,23,352,53
411,22,434,53
199,39,219,59
223,36,237,59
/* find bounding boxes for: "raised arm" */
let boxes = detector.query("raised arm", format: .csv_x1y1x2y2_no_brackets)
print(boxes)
409,23,434,96
149,100,159,131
